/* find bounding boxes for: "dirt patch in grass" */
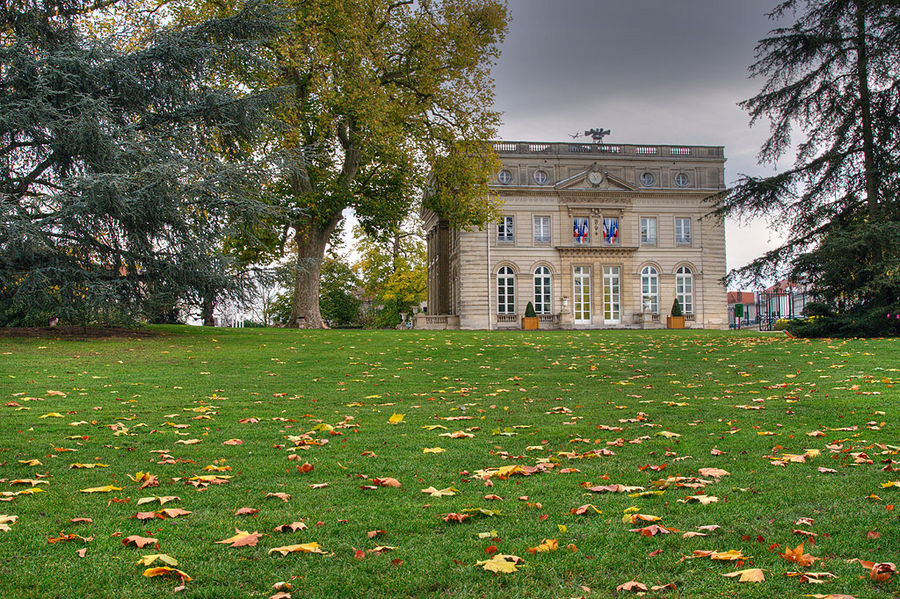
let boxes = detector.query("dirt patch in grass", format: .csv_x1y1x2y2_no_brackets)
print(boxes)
0,326,163,339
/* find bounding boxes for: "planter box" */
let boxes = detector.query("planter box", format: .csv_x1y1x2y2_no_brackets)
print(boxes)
521,317,539,330
666,316,685,329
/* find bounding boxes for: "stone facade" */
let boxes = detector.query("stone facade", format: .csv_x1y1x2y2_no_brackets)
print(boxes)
419,141,728,330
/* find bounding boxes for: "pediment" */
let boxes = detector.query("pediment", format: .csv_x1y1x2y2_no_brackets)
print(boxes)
555,167,637,192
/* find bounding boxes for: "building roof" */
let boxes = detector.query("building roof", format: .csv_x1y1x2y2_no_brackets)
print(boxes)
764,278,804,294
727,291,755,305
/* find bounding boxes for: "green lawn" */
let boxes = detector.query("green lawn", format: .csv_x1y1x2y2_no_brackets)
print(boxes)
0,327,898,598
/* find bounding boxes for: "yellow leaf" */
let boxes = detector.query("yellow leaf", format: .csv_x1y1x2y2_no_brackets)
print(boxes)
69,463,108,469
712,550,752,561
268,542,328,556
142,566,192,582
421,486,458,497
138,554,178,566
423,447,445,453
39,413,64,418
388,413,405,425
80,485,123,493
475,554,521,573
527,538,558,553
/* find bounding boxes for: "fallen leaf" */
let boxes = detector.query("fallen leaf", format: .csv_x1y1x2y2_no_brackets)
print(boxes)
421,486,457,497
526,538,558,554
274,522,307,533
475,554,522,573
723,569,765,582
138,554,178,566
373,477,401,488
698,468,730,478
143,566,192,583
80,485,123,493
216,528,265,548
268,542,328,556
442,513,471,523
780,543,817,567
123,535,158,548
616,580,648,592
568,504,602,515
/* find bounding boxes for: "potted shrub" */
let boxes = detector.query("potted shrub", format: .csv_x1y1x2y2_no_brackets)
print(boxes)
667,298,685,329
522,301,539,330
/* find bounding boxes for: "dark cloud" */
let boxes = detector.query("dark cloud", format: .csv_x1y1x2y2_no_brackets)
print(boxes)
493,0,790,272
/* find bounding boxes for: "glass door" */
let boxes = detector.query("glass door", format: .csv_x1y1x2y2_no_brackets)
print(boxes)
603,266,621,324
573,266,591,324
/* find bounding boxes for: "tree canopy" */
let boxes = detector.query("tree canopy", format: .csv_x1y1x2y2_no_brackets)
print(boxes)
0,0,280,326
719,0,900,336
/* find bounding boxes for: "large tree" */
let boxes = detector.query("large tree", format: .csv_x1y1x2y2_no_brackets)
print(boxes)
718,0,900,335
0,0,278,326
260,0,506,328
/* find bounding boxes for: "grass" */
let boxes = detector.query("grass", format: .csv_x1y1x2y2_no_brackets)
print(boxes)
0,326,898,599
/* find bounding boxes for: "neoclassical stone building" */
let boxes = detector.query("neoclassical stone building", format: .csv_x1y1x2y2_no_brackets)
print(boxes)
419,140,728,330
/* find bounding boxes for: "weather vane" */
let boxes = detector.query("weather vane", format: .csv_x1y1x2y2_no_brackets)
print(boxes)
569,128,611,142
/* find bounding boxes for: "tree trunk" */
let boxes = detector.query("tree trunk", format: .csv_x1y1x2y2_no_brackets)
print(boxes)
201,296,216,326
855,0,878,218
289,216,342,328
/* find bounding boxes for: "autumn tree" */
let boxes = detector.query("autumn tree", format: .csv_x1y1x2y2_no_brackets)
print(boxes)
354,218,425,328
0,0,279,326
718,0,900,336
259,0,506,328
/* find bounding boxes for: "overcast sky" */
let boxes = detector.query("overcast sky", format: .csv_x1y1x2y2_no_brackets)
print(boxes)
491,0,790,277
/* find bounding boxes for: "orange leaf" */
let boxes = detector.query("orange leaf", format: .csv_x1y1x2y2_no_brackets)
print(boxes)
442,513,471,523
123,535,158,549
373,477,401,488
143,566,192,582
216,528,264,548
274,522,307,533
779,543,817,567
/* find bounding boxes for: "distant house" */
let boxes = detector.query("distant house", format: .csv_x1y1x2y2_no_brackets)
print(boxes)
726,291,756,327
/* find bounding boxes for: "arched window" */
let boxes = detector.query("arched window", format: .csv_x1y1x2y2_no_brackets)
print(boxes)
533,267,551,314
641,266,659,313
676,266,693,314
497,266,515,314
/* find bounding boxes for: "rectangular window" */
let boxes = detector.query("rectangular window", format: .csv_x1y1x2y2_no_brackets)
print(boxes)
602,217,619,244
533,268,551,314
497,216,514,243
497,268,515,314
572,217,589,244
640,217,657,245
534,216,551,244
675,218,692,245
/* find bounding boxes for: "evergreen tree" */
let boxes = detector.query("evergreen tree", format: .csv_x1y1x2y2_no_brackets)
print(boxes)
0,0,279,326
718,0,900,336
